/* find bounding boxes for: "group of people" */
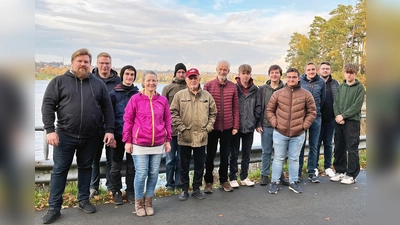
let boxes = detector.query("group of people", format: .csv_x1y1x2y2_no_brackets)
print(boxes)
41,48,365,224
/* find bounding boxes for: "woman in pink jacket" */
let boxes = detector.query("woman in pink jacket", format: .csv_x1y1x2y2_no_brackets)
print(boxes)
123,70,172,217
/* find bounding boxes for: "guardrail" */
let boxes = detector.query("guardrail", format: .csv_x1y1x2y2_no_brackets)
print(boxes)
35,115,366,183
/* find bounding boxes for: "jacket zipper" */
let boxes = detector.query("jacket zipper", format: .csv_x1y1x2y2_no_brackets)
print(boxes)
149,96,155,146
287,87,293,137
79,80,83,138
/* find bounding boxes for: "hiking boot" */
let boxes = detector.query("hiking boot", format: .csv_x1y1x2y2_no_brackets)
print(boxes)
220,181,233,192
191,190,206,200
78,200,96,213
325,168,335,178
126,192,135,204
269,182,279,194
279,174,290,186
89,189,98,198
289,182,303,193
240,178,255,187
179,191,189,201
230,180,240,188
260,175,269,186
42,208,61,224
135,198,146,217
144,196,154,216
330,173,345,182
309,174,320,183
204,183,213,194
341,175,356,184
113,191,123,205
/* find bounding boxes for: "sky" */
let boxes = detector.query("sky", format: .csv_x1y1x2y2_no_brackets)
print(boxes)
35,0,357,74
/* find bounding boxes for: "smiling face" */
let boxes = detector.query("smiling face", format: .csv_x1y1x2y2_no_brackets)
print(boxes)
285,71,300,87
142,73,158,92
122,69,135,86
269,69,281,83
216,61,230,82
71,55,91,79
186,75,200,91
305,64,317,80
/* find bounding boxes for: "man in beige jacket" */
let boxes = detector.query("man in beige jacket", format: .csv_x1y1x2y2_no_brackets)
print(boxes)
170,68,217,201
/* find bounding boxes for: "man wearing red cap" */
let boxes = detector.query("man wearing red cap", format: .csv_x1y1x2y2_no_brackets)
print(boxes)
170,68,217,201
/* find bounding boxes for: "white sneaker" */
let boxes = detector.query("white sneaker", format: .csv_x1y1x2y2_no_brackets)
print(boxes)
314,168,319,177
325,168,335,178
330,173,345,182
341,175,356,184
240,178,255,187
230,180,240,188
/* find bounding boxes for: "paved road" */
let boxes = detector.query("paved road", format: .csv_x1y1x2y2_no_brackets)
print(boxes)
35,170,366,225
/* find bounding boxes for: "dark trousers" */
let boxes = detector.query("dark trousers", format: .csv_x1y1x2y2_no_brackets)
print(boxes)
204,129,233,184
91,134,112,191
110,135,135,194
180,145,206,191
48,133,99,210
229,132,254,181
333,120,361,178
165,136,181,189
317,119,335,169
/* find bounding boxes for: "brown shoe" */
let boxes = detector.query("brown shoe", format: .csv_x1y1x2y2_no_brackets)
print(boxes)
135,198,146,217
204,183,213,194
144,196,154,216
220,181,233,192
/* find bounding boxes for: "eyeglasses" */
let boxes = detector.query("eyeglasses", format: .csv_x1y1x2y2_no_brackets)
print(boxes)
286,76,298,79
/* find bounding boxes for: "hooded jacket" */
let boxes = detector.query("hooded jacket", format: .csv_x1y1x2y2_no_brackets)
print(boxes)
333,79,365,121
92,68,121,92
109,84,139,136
257,80,285,128
170,87,217,147
122,91,172,146
300,74,326,117
266,83,317,137
235,77,262,133
162,78,187,135
42,70,115,138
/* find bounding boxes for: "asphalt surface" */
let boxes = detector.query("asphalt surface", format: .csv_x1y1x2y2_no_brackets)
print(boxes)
35,170,366,225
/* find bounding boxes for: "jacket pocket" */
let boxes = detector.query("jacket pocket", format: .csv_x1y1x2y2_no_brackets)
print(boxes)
179,129,191,143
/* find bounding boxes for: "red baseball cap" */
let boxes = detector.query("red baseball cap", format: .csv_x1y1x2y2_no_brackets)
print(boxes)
186,68,200,77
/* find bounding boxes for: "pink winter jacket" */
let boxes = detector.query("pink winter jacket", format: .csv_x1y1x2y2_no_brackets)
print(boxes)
122,91,172,146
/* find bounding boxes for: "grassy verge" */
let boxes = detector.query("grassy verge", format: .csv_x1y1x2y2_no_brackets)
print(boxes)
35,150,366,211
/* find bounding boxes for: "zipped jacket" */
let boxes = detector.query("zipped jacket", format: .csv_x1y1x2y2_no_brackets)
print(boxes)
122,91,172,146
256,80,284,128
170,87,217,147
300,74,326,117
266,83,317,137
92,68,121,92
162,78,187,135
109,84,139,136
42,70,115,138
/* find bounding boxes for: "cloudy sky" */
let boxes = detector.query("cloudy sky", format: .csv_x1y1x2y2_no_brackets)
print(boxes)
35,0,355,74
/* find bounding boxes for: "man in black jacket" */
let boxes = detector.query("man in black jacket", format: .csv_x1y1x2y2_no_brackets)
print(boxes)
41,48,115,224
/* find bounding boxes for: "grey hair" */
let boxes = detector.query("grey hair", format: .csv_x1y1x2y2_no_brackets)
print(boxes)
217,60,230,69
142,70,158,88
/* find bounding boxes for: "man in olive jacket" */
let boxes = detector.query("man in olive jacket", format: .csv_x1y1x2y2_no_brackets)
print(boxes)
170,68,217,201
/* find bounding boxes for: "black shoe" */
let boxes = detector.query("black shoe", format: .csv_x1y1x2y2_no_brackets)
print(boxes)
126,192,135,204
42,208,61,224
191,190,206,200
179,191,189,201
78,200,96,213
309,174,320,183
113,191,123,205
289,182,303,193
166,186,174,192
269,182,279,194
279,174,290,186
260,175,269,186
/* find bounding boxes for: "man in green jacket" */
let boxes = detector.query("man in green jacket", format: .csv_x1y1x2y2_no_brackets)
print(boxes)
330,63,365,184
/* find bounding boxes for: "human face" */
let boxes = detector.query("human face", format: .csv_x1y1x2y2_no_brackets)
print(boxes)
344,72,356,84
305,64,317,80
71,55,91,80
142,74,158,93
122,69,135,86
175,69,186,80
186,75,200,91
238,71,251,86
97,56,111,78
269,69,281,83
319,64,332,79
285,72,299,87
216,62,230,82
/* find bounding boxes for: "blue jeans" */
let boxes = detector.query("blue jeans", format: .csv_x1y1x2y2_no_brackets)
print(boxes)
317,119,335,169
48,133,99,210
229,132,254,181
165,136,181,189
133,154,162,199
90,135,112,191
271,130,305,183
260,127,274,177
299,116,321,175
